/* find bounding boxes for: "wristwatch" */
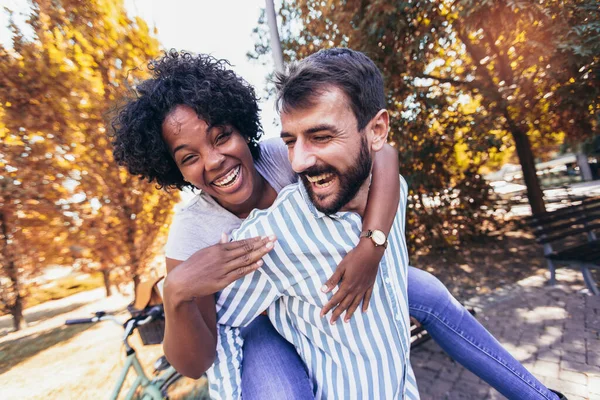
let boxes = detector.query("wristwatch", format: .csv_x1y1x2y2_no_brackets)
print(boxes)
360,229,388,248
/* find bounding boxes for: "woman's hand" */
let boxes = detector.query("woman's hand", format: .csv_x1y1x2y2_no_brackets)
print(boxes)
164,234,277,304
320,239,383,324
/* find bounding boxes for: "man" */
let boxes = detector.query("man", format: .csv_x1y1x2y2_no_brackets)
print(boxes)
208,48,419,399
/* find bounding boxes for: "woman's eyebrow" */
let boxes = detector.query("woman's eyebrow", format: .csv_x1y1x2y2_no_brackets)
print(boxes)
172,144,189,156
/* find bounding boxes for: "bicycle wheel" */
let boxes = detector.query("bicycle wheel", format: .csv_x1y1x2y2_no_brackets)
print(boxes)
159,371,210,400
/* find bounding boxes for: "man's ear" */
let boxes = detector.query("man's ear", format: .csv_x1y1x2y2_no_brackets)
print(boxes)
369,109,389,152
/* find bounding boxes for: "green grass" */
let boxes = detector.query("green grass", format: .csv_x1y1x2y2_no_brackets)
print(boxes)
24,273,105,311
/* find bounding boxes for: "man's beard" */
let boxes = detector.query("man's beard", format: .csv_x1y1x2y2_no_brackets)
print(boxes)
300,135,372,215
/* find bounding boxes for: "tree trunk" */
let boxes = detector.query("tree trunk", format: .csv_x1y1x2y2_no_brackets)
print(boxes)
102,269,112,297
132,273,141,293
576,152,593,181
0,210,25,331
11,293,24,331
454,25,546,215
508,121,547,215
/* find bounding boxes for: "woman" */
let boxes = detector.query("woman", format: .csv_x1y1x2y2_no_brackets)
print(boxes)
111,51,564,400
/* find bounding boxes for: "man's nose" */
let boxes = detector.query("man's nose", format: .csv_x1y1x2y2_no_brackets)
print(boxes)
290,140,316,173
205,148,225,171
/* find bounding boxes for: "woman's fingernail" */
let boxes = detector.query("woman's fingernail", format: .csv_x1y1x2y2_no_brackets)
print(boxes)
321,285,328,293
269,235,276,241
256,260,263,267
265,242,274,249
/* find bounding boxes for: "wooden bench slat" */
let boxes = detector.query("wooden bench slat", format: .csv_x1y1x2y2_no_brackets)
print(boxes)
535,223,600,244
531,212,600,237
527,201,600,226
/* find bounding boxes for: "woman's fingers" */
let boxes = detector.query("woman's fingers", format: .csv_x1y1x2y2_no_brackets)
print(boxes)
343,296,363,322
320,289,346,318
224,235,276,259
225,237,276,272
222,260,264,286
321,266,345,293
223,236,264,253
362,288,373,313
220,232,228,244
329,294,355,324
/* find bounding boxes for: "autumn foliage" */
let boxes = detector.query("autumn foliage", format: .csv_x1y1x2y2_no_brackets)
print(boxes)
252,0,599,249
0,0,179,330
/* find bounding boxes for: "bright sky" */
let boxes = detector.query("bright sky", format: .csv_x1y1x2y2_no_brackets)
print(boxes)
0,0,281,138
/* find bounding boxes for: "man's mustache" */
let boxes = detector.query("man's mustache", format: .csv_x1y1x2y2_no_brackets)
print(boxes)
300,165,338,180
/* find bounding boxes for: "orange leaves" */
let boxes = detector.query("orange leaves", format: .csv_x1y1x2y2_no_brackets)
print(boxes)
0,0,176,296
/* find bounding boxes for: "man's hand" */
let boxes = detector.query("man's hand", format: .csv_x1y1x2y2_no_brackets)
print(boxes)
320,239,383,324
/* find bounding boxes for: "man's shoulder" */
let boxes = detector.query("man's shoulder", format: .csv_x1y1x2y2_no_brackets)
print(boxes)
232,183,303,238
399,174,408,192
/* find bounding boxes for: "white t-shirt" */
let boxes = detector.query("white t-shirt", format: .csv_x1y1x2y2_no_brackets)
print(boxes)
164,138,296,261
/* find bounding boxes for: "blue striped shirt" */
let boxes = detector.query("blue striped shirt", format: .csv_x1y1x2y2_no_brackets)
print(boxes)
207,176,420,399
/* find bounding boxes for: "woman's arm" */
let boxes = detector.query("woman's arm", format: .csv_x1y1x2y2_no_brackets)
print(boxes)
363,143,400,239
162,235,276,378
320,143,400,323
163,257,218,379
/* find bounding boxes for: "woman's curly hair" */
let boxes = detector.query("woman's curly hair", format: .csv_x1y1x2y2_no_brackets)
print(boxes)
110,50,263,190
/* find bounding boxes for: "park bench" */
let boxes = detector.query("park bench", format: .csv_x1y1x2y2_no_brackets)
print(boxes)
526,196,600,295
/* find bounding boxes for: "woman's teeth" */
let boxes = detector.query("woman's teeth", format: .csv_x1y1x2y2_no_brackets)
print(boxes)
213,166,241,188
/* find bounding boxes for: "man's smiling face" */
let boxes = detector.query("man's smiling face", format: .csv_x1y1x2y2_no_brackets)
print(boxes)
280,86,373,214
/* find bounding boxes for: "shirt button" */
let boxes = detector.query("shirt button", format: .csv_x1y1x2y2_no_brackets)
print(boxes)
395,313,402,321
384,277,391,284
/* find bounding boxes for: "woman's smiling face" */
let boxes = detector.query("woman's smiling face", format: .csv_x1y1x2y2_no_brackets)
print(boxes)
162,105,259,212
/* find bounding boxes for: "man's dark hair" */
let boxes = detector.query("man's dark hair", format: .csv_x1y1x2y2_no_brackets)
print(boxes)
274,48,385,131
111,50,263,190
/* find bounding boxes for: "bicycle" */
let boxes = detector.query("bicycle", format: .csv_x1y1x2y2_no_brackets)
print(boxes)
65,305,207,400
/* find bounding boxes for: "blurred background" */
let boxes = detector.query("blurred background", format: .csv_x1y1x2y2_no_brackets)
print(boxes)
0,0,598,399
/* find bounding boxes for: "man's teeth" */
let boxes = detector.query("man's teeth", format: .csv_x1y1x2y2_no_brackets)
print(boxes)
306,173,334,183
214,166,241,187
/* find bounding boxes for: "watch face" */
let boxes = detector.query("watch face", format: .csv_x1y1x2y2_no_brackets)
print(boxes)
372,230,386,246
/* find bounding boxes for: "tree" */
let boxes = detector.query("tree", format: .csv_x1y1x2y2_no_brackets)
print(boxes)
1,0,178,316
253,0,599,222
0,75,76,330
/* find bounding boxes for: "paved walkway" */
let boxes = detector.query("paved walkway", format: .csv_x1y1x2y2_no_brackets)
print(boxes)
411,269,600,400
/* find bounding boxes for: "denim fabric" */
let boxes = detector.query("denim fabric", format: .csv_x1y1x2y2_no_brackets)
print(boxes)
408,267,558,400
239,268,559,400
241,315,314,400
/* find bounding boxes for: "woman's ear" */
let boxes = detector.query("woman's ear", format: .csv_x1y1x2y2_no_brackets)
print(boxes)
369,109,389,152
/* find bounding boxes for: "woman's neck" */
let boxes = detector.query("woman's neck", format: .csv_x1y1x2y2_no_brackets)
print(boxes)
230,169,277,219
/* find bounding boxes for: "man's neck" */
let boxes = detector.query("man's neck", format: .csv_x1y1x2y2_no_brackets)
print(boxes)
339,177,371,218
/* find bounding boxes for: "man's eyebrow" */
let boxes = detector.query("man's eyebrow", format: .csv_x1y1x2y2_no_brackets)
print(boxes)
304,124,338,135
281,124,339,139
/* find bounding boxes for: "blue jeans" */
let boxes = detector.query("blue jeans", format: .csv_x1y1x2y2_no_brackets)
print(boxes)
241,315,314,399
240,267,558,400
408,267,558,400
